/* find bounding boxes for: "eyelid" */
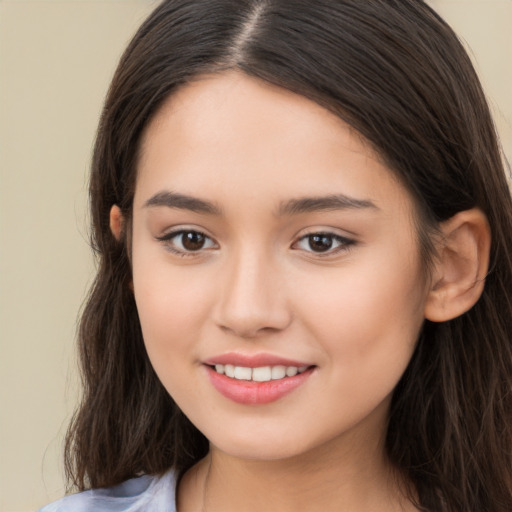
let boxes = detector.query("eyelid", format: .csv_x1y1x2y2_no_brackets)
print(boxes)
155,227,219,256
291,229,356,256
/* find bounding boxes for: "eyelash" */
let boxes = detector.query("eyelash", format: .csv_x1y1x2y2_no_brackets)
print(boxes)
156,229,218,257
156,229,355,257
292,232,356,257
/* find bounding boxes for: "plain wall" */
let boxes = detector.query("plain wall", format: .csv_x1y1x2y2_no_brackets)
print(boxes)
0,1,510,511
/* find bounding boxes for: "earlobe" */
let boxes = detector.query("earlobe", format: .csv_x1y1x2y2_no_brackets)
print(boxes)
109,205,124,241
424,208,491,322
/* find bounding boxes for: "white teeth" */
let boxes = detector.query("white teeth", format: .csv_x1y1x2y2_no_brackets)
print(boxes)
286,366,298,377
234,366,252,380
253,366,272,382
271,365,286,380
212,364,310,381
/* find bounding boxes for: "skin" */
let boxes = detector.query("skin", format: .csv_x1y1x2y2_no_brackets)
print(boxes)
115,71,489,511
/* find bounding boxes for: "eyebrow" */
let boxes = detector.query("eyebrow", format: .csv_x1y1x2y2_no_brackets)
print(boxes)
144,191,222,215
277,194,378,216
143,190,377,216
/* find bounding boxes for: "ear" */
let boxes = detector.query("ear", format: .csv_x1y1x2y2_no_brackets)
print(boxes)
109,204,124,241
424,208,491,322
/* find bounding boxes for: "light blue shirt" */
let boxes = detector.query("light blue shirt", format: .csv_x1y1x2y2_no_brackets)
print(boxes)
37,470,177,512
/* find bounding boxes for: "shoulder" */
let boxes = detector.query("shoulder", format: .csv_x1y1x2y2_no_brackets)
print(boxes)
36,470,177,512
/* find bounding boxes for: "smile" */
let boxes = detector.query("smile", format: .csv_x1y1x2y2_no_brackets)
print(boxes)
212,364,309,382
205,363,315,405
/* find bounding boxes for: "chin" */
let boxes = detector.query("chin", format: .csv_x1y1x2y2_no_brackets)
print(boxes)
206,425,320,462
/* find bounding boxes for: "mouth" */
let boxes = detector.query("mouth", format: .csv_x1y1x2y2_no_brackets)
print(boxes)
209,363,311,382
204,361,316,405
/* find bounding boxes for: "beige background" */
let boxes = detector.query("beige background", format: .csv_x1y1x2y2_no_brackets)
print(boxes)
0,1,510,511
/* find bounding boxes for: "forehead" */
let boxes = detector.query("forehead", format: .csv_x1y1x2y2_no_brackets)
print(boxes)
135,71,411,216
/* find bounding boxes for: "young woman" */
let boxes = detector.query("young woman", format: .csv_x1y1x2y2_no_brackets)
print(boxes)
39,1,512,511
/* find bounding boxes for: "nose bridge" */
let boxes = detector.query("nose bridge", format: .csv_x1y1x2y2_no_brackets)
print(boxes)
215,242,291,337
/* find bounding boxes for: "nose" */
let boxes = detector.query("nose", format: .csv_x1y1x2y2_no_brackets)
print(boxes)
214,248,292,339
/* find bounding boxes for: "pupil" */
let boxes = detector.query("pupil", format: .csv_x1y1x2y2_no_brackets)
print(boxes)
182,231,205,251
309,234,332,252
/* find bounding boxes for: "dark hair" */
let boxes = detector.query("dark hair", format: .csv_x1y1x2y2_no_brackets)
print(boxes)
65,1,512,510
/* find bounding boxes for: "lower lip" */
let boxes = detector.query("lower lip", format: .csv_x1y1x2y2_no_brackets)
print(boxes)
205,365,314,405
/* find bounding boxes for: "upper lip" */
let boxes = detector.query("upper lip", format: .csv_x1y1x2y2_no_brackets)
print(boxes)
203,352,313,368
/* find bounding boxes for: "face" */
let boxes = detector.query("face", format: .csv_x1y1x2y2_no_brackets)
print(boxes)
130,71,430,462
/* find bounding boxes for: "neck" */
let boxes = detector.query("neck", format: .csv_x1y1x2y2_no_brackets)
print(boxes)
177,425,416,512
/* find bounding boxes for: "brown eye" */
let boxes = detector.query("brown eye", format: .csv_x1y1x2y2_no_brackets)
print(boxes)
293,232,355,255
156,229,217,255
181,231,206,251
308,234,334,252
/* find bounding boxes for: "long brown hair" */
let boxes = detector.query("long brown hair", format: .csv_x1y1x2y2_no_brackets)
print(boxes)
65,1,512,510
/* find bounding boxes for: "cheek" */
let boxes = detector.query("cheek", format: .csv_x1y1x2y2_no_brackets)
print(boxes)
131,251,216,375
294,252,426,383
